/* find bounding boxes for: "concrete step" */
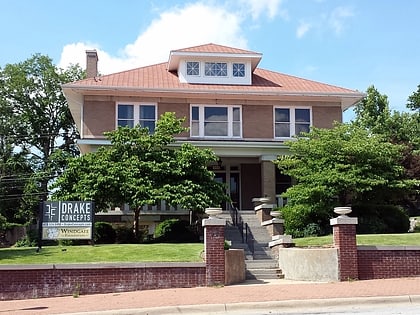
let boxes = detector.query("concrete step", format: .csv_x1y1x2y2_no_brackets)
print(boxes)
246,269,285,280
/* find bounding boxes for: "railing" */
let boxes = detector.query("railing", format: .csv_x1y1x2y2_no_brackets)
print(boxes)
229,203,254,257
245,223,255,257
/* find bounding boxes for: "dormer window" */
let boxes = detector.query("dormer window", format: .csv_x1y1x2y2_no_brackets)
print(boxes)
233,63,245,77
186,61,199,75
205,62,227,77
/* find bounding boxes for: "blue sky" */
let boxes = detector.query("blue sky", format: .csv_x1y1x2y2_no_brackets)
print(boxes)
1,0,419,120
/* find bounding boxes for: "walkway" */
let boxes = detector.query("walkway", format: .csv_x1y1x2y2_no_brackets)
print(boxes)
1,277,420,314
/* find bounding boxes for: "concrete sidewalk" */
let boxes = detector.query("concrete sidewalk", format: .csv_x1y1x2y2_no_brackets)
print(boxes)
1,277,420,314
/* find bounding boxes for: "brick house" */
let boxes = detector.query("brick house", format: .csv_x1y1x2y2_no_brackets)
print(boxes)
62,43,364,234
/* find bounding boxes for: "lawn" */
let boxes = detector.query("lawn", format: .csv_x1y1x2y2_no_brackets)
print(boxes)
0,243,204,265
294,232,420,247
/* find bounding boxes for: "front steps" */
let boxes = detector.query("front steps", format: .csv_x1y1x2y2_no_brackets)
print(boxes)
220,211,284,281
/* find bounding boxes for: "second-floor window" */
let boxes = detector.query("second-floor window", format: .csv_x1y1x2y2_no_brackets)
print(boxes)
191,105,241,138
274,107,311,138
117,103,156,133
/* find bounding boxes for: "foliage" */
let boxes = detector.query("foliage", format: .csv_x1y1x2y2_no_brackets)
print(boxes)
352,204,409,234
94,222,116,244
154,219,198,243
353,85,420,213
0,54,84,225
407,84,420,111
52,112,228,238
115,225,141,244
275,123,411,237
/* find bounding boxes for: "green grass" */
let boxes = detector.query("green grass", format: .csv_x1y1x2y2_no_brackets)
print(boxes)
0,243,204,265
294,233,420,247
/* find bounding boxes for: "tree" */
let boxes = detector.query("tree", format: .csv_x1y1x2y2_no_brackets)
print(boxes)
0,54,84,224
407,84,420,111
274,123,413,237
52,112,228,238
354,85,420,214
353,85,390,133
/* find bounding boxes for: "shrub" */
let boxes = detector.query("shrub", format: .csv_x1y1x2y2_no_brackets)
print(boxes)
94,222,116,244
14,228,40,247
352,204,409,234
154,219,198,243
115,225,140,244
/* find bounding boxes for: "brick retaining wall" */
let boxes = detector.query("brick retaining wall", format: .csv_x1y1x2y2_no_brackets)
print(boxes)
0,263,206,300
357,246,420,280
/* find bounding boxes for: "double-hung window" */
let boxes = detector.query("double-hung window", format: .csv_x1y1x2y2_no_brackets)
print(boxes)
274,107,311,138
191,105,241,138
117,103,156,133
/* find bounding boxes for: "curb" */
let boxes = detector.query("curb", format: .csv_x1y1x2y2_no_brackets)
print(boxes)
63,295,420,315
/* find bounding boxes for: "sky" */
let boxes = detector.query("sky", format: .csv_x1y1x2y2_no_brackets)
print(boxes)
1,0,419,121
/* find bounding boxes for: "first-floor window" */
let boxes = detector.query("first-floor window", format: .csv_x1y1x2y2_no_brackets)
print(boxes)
274,107,311,138
117,103,156,133
191,105,241,138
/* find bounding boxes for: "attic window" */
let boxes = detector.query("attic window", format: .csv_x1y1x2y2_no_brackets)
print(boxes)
186,61,199,75
205,62,227,77
233,63,245,77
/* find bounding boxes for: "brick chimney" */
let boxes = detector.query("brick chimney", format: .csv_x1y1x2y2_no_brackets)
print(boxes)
86,50,98,78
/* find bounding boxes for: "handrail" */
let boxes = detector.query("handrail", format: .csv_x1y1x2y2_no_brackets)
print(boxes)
229,203,253,255
245,223,255,257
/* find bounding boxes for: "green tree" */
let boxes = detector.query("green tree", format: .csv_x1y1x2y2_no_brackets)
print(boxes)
353,85,390,133
407,84,420,111
0,54,84,224
354,86,420,214
52,112,228,238
274,124,413,237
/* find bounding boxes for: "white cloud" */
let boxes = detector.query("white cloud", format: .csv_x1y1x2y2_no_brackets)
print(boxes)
328,6,354,35
58,2,248,75
240,0,287,20
296,21,311,38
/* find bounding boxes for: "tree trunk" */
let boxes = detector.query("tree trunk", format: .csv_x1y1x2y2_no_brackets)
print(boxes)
133,207,140,240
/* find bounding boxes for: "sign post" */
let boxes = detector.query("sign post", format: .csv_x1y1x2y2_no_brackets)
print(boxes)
41,201,94,242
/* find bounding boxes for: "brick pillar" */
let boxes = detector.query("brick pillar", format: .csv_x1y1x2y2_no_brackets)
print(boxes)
330,215,358,281
202,218,226,286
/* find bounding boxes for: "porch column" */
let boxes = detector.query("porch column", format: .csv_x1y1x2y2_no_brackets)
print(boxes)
260,156,276,203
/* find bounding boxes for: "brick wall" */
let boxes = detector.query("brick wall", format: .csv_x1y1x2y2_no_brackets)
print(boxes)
0,263,206,300
357,246,420,280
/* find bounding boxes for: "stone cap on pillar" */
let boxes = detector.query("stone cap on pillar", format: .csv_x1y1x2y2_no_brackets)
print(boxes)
330,216,358,226
202,218,226,226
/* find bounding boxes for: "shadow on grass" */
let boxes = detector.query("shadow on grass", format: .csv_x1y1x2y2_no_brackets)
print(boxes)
0,247,54,263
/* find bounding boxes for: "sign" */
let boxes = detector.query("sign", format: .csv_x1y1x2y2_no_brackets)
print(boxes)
41,201,94,240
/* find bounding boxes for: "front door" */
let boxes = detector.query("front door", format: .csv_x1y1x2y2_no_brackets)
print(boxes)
214,171,240,210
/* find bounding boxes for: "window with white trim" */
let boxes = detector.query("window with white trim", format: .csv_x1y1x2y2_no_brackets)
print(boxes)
117,103,156,133
232,63,245,77
191,105,242,138
274,107,311,138
186,61,199,75
204,62,227,76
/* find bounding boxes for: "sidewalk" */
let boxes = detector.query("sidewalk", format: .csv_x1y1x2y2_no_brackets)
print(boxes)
1,277,420,314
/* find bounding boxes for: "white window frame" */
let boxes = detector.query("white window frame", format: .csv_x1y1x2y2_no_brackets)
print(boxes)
116,102,157,132
274,107,312,139
190,104,242,138
186,61,200,76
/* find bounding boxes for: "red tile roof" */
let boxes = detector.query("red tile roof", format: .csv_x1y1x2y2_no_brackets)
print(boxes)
65,62,358,95
172,43,260,55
